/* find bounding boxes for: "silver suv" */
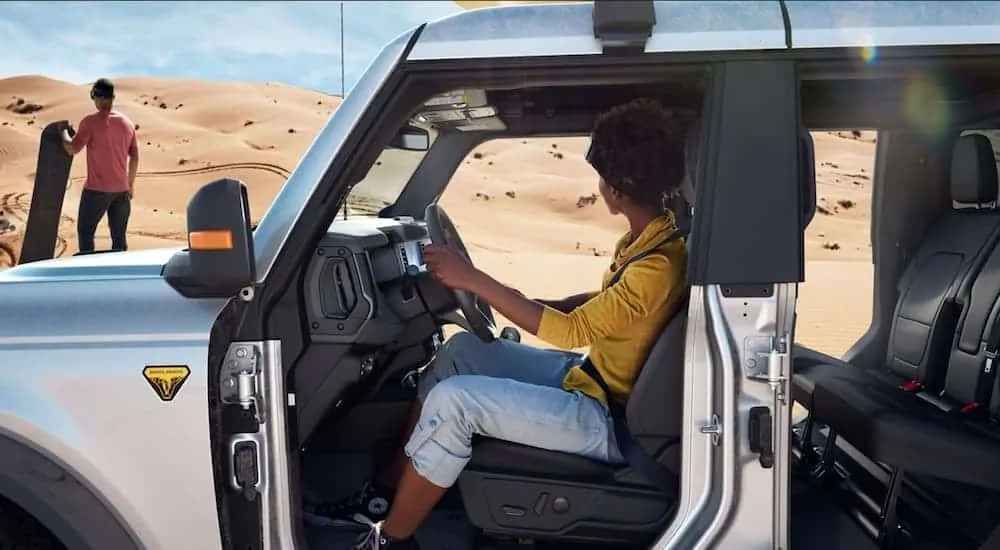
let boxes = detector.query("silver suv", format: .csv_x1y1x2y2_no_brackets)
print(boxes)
2,1,1000,549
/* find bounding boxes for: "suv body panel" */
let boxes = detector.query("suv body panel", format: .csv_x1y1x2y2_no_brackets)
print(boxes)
784,1,1000,49
0,1,998,549
408,2,787,61
0,251,228,549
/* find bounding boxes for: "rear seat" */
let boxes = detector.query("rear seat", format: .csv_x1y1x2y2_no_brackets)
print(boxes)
791,134,1000,410
810,133,1000,489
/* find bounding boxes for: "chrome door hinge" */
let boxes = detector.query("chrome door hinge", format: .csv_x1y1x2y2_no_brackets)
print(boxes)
220,342,266,424
768,333,791,406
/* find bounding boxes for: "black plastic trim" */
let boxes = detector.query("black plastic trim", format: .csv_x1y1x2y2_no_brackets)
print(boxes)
0,433,141,550
592,0,656,56
385,130,499,219
687,61,804,286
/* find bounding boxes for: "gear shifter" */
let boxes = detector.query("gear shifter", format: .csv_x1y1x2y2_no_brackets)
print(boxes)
499,326,521,342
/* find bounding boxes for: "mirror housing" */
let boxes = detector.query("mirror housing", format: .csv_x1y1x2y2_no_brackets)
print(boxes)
163,178,255,298
388,124,430,151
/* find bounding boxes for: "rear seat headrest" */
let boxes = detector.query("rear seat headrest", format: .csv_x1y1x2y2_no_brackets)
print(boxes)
952,134,999,204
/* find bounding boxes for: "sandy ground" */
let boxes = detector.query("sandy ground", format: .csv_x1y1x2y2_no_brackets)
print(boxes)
0,76,874,358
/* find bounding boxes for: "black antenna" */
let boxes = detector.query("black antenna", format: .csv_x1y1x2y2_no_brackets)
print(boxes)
340,0,349,220
339,0,346,98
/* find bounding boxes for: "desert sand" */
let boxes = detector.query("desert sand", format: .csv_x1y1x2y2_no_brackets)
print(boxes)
0,75,873,358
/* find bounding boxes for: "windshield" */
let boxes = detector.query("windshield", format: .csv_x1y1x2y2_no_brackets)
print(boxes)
344,128,437,218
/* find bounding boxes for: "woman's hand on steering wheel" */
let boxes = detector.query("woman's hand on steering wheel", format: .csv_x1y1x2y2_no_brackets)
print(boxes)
424,203,497,342
424,244,482,292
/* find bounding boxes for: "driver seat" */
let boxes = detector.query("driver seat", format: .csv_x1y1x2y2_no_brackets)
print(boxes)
457,305,688,545
456,114,706,546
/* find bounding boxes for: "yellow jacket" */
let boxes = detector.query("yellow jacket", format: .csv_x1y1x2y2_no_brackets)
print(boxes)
537,213,688,405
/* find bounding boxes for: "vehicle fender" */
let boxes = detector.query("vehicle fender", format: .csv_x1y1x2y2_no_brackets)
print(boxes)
0,432,140,550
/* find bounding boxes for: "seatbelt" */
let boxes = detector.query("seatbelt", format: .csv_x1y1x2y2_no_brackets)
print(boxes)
578,227,688,492
984,303,1000,381
606,228,687,287
972,299,1000,407
949,299,1000,414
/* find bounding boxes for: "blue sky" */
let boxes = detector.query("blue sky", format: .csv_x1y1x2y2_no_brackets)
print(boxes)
0,1,470,95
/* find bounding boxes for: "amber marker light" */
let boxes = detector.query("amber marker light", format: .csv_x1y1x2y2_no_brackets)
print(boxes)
189,229,234,251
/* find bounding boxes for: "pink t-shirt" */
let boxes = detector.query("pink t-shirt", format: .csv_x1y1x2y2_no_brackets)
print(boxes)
70,110,138,193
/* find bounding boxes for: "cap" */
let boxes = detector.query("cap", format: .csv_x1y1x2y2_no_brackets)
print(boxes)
90,78,115,99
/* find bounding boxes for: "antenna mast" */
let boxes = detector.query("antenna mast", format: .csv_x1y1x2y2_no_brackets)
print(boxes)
339,0,346,98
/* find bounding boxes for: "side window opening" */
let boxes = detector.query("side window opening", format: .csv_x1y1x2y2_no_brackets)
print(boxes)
795,130,877,357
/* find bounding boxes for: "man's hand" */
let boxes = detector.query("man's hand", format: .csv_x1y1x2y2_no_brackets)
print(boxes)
127,187,134,200
424,244,481,291
61,127,76,156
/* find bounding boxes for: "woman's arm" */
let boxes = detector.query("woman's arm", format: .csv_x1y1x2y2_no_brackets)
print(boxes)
536,292,595,314
468,272,545,335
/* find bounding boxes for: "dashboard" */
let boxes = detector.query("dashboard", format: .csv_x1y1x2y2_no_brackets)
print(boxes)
303,216,454,346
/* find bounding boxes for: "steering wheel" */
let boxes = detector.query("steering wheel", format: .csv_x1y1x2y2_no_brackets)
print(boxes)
424,203,497,342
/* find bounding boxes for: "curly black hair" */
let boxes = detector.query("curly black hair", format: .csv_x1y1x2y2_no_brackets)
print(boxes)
586,98,688,209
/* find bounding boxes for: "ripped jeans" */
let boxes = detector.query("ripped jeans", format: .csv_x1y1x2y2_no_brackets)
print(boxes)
404,332,624,488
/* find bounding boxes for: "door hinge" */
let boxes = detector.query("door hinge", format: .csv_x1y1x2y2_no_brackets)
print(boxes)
768,333,790,406
220,342,266,424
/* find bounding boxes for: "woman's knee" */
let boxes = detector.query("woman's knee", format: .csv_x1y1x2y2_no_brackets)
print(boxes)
418,332,484,398
422,375,482,425
434,331,481,369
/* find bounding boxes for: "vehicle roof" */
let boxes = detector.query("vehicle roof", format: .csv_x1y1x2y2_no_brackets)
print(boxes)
408,0,1000,61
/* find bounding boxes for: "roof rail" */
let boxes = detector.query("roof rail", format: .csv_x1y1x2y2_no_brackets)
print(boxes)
593,0,656,56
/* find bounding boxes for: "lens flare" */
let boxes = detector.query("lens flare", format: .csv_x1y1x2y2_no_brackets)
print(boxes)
860,44,878,64
903,74,951,138
856,33,879,64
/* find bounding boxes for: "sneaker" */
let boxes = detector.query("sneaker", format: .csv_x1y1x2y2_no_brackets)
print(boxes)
352,520,420,550
303,479,393,530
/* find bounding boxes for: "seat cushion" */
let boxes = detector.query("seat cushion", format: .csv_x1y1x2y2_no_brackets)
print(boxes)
468,437,617,480
813,373,1000,489
811,370,914,455
790,345,866,407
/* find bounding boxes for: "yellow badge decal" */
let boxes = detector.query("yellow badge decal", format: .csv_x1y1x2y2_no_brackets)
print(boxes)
143,366,191,402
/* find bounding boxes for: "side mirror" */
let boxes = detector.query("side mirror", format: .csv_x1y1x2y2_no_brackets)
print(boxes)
163,178,255,298
389,124,430,151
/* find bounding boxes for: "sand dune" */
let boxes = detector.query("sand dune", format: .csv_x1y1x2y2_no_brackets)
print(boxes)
0,75,874,357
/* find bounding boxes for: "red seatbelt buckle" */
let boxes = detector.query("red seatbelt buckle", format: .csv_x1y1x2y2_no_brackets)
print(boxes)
959,402,981,414
898,379,923,392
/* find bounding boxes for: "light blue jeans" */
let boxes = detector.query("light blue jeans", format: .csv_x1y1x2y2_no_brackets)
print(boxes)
404,332,624,488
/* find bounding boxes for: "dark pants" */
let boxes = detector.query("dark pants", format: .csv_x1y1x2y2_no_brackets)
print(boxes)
77,188,131,253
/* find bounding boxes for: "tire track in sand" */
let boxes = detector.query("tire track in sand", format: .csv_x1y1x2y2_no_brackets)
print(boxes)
2,162,290,264
69,161,292,183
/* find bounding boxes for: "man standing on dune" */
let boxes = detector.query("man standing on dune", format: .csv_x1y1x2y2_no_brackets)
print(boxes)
62,77,139,253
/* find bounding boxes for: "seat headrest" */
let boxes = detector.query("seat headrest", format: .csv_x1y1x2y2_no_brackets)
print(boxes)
952,134,999,205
